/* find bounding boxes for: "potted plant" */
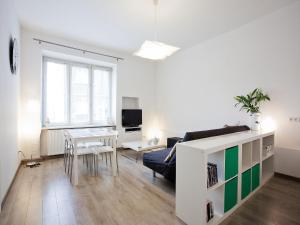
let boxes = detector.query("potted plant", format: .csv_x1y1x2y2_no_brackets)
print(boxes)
234,88,270,130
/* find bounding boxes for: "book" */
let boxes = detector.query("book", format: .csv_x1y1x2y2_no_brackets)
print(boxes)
206,200,214,222
207,163,218,188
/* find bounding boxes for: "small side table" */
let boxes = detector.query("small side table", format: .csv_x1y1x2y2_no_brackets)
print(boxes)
122,140,166,162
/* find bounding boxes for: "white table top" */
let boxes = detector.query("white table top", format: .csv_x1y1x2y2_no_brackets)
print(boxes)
177,129,275,154
66,128,118,140
122,140,166,152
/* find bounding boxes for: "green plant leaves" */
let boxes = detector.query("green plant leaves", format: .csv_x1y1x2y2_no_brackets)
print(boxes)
234,88,270,114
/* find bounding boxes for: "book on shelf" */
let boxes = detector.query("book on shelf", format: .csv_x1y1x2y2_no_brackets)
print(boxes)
206,200,214,222
207,163,218,188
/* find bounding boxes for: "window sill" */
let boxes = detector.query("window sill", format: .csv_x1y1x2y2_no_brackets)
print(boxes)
41,124,116,130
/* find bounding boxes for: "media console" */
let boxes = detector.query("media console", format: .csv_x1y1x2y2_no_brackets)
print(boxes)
176,130,275,225
124,127,142,132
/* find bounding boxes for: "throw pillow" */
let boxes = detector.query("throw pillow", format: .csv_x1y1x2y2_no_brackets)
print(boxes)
164,143,177,163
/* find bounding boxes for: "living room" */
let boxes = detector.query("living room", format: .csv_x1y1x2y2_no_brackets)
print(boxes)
0,0,299,225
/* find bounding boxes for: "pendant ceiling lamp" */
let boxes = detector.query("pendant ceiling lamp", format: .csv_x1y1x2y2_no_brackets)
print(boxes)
134,0,180,60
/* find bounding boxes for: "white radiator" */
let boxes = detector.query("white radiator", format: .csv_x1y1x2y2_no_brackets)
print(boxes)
40,129,65,156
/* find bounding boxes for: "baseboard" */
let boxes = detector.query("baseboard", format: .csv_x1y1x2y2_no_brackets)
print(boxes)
40,154,63,160
275,172,300,182
21,154,64,162
1,162,22,210
21,157,43,163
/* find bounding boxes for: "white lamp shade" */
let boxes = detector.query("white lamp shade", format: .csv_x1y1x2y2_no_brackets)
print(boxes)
134,40,180,60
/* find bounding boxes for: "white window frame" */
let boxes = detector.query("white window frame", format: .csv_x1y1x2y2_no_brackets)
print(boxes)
42,56,113,128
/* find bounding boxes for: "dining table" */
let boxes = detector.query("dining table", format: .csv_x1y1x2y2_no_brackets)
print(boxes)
65,128,118,185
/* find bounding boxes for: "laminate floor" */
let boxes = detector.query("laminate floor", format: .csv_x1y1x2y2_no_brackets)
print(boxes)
221,175,300,225
0,152,299,225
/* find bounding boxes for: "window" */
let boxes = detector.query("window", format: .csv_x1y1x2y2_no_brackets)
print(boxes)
43,57,114,127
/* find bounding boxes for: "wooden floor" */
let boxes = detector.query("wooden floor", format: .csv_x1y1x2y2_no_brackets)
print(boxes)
0,152,299,225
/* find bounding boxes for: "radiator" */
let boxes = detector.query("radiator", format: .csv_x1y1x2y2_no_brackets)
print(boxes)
40,129,65,156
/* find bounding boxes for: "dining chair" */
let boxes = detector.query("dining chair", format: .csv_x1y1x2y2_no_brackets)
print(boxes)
64,132,85,174
92,136,119,176
64,134,98,182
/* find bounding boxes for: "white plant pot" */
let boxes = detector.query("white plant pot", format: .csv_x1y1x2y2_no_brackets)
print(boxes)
251,113,261,131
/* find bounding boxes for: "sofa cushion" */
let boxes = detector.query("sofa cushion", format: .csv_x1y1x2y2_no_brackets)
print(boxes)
143,148,171,175
164,143,177,163
168,151,176,166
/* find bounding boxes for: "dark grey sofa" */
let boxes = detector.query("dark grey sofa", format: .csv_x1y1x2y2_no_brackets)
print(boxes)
143,125,250,182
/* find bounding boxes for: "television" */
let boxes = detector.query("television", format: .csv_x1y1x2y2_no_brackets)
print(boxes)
122,109,142,127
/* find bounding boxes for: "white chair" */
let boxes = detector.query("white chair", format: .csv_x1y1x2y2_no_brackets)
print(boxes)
64,132,82,174
64,134,98,181
92,136,119,176
63,132,70,173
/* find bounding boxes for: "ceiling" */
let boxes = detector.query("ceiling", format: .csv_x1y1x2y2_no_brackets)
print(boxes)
14,0,297,53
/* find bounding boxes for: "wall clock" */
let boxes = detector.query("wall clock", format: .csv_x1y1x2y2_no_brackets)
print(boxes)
9,37,19,74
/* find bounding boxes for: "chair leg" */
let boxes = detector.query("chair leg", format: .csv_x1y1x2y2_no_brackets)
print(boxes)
86,155,89,169
67,153,71,175
94,155,97,176
105,153,108,166
96,154,99,176
64,151,66,172
116,151,119,174
109,153,112,166
64,142,68,172
64,152,68,173
89,155,93,174
91,155,94,175
70,154,74,182
70,154,73,175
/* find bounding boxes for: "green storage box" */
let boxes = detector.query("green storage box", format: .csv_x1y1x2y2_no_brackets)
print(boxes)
224,177,238,213
242,169,251,199
225,146,239,180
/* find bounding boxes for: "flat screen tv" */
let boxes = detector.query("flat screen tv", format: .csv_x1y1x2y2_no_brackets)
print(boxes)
122,109,142,127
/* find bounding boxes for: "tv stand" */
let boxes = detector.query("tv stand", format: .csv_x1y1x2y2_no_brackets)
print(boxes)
117,126,142,147
125,127,141,132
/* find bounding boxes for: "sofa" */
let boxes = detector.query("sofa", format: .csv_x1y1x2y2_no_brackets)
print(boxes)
143,125,250,182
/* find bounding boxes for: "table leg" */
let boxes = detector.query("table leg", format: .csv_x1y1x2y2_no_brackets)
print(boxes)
112,137,117,176
72,140,79,185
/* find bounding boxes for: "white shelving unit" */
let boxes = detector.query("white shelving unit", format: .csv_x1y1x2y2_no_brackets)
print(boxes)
208,180,226,192
176,130,275,225
252,139,260,166
122,96,139,109
208,150,225,183
262,135,275,160
118,96,142,147
207,185,224,219
262,155,274,184
242,142,252,172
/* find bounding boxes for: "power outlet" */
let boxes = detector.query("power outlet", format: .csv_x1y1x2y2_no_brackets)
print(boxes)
289,117,300,122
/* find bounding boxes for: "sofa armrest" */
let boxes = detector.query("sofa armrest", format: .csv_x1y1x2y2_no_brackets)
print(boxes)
167,137,183,148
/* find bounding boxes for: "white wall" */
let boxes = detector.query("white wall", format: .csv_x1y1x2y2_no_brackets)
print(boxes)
0,0,20,206
156,2,300,177
20,29,156,158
